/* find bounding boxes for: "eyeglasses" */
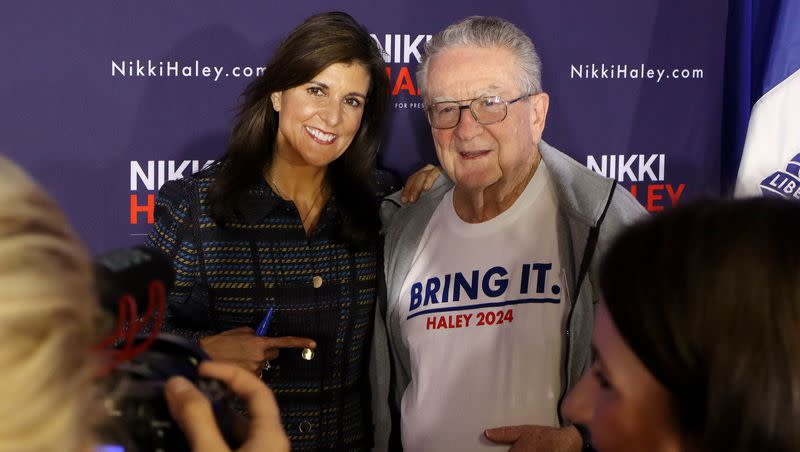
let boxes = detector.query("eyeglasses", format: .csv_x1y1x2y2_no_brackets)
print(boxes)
424,93,534,129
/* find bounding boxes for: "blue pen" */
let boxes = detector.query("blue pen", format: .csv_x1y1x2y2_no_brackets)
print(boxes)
256,306,274,336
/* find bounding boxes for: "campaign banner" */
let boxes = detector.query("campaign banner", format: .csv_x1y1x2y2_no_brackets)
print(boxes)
0,0,727,252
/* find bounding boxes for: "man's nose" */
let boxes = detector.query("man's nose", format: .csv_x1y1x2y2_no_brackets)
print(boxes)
454,105,482,140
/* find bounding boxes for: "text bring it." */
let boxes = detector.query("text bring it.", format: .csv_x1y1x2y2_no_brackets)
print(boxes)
409,263,560,314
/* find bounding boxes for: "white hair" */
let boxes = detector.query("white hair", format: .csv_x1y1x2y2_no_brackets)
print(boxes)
0,157,99,452
417,16,543,100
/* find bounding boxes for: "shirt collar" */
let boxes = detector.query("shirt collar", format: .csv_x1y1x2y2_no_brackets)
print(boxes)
234,180,338,229
235,180,282,225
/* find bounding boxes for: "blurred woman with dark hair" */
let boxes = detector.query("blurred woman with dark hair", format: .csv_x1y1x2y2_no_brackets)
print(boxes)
563,197,800,452
147,11,403,450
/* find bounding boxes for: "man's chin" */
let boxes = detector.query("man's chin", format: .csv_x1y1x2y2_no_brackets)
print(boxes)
453,175,499,193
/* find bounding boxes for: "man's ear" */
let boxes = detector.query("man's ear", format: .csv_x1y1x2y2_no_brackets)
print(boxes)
270,92,282,112
530,92,550,143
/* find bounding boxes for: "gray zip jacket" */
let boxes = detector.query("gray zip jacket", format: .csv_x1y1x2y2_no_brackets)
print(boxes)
369,141,645,450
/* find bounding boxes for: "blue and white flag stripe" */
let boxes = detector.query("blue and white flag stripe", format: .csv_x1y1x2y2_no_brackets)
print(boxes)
735,68,800,197
734,0,800,198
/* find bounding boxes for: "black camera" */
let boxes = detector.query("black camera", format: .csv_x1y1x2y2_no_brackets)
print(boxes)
96,334,245,452
93,247,245,451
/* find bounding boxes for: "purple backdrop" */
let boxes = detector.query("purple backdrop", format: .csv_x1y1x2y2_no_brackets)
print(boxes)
0,0,727,253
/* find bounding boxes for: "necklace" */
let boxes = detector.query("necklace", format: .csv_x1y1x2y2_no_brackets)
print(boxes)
269,176,325,231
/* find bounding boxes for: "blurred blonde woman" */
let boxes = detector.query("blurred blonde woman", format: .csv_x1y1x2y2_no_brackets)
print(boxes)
0,156,98,452
0,157,288,452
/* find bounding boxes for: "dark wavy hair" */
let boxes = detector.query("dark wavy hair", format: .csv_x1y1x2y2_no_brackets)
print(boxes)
209,11,389,248
599,198,800,452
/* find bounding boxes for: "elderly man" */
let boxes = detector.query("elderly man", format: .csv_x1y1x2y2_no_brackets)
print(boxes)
370,16,645,452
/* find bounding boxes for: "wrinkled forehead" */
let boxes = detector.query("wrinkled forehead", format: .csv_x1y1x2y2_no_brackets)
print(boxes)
424,45,523,102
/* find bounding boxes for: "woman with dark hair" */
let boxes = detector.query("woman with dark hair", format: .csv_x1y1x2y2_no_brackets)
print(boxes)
563,198,800,452
146,11,409,450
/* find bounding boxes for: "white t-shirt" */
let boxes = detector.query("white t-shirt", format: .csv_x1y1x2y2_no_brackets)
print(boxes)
398,162,565,451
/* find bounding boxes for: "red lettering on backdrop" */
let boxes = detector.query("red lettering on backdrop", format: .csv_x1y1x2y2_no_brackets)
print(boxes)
627,184,687,212
647,184,665,211
130,194,155,224
392,66,417,96
666,184,685,206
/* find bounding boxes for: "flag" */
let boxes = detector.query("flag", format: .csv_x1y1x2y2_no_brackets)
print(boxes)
735,68,800,197
727,0,800,197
